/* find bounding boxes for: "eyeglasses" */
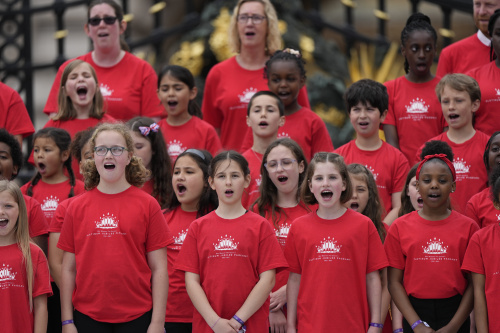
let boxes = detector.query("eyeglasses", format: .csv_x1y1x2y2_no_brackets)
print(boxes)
237,14,267,25
264,158,297,171
94,146,127,156
88,16,118,26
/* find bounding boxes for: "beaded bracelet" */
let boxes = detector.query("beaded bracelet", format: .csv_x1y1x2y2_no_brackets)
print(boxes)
61,320,74,326
369,322,384,328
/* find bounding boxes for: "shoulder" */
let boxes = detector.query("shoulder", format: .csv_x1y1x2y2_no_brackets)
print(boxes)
441,34,477,55
207,57,237,76
381,141,408,159
334,140,355,154
449,210,478,228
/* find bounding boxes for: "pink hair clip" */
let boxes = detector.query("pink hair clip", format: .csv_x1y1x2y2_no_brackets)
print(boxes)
138,123,159,136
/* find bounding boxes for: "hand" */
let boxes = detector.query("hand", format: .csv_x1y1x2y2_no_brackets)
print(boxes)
146,321,165,333
414,324,436,333
270,286,287,312
62,323,78,333
213,318,239,333
436,325,458,333
269,309,287,333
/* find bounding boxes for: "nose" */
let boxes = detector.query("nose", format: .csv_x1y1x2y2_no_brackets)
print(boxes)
417,48,425,58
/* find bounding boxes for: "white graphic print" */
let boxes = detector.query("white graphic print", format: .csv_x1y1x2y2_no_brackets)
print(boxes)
277,131,290,139
95,213,119,229
422,238,448,254
365,165,378,181
496,214,500,221
317,237,342,254
414,237,456,263
406,98,429,114
174,229,188,245
100,84,114,97
0,264,16,282
496,88,500,96
276,223,291,247
255,176,262,188
238,88,258,104
214,235,239,251
41,195,59,212
168,140,186,158
309,236,351,263
453,158,470,174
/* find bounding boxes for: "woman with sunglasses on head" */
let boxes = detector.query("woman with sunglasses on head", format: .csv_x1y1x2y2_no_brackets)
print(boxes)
43,0,164,122
202,0,310,152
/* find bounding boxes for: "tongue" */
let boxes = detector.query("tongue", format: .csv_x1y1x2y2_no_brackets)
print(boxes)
0,220,7,227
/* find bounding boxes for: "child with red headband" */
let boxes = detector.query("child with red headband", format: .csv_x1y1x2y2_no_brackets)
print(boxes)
385,140,478,333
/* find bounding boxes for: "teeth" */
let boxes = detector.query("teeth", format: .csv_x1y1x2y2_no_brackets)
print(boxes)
278,176,288,182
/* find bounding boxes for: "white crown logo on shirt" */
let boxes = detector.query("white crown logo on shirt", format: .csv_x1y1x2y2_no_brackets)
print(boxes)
405,98,429,114
316,237,342,254
496,88,500,96
255,176,262,188
41,196,59,211
0,264,16,282
100,84,114,97
276,223,291,238
238,88,258,104
453,158,470,174
497,214,500,221
95,213,119,229
174,229,188,245
168,140,186,157
365,165,378,181
213,235,239,251
277,131,290,139
422,238,448,254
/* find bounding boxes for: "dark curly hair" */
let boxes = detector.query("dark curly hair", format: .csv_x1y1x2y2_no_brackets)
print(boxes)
0,129,22,180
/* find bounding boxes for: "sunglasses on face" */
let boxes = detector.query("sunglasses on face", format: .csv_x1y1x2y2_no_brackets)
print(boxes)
88,16,118,26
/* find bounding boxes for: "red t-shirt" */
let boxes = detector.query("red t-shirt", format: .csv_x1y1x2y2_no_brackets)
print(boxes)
384,76,446,165
43,52,164,121
0,243,52,333
48,196,79,234
335,141,409,215
436,32,491,77
465,187,500,228
201,56,310,151
24,195,49,238
0,82,35,138
384,210,478,299
253,203,312,292
241,149,263,209
158,116,222,162
57,186,174,323
163,207,198,323
284,209,388,332
416,131,489,213
20,179,85,223
462,224,500,332
175,211,288,333
467,62,500,136
240,107,334,160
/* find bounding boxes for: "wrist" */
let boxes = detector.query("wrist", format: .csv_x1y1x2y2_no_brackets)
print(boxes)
369,322,383,329
411,319,430,330
393,329,403,333
232,315,246,330
61,319,74,326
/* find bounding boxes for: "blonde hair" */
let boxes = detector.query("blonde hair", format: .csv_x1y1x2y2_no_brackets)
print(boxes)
83,123,150,190
54,59,105,121
228,0,282,55
0,180,34,310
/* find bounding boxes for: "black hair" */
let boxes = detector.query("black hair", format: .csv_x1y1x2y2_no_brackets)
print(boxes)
483,131,500,173
419,140,454,178
488,9,500,61
490,164,500,206
167,149,218,218
209,151,250,179
344,79,388,115
399,163,419,217
401,12,437,74
264,49,307,79
28,128,76,198
247,90,284,116
70,128,95,164
157,65,202,119
0,129,23,180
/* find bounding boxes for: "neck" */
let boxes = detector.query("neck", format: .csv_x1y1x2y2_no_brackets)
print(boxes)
167,112,191,126
284,102,301,116
97,179,131,194
316,204,347,220
419,205,451,221
236,48,268,70
0,235,16,246
215,202,246,219
405,72,434,84
355,135,383,151
92,49,125,67
277,190,299,208
42,172,69,185
252,134,277,154
446,125,475,144
74,105,92,119
181,202,198,212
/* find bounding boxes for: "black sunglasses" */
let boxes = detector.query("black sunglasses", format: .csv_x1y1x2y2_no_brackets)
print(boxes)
88,16,118,26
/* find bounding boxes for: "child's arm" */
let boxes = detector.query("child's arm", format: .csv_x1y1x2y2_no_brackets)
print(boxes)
48,233,63,288
146,248,168,333
436,274,474,333
366,270,383,333
472,272,488,333
33,294,48,333
383,124,400,149
61,252,77,333
33,235,48,257
384,192,402,225
269,285,287,333
286,272,301,333
185,272,237,333
380,268,391,329
270,284,287,312
391,300,404,332
388,267,436,333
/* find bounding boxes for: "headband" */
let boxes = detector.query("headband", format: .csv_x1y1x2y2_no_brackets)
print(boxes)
416,154,456,181
138,123,159,136
185,149,205,161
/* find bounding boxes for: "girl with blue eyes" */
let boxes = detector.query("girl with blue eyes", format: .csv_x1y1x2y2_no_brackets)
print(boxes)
385,140,478,333
383,13,446,165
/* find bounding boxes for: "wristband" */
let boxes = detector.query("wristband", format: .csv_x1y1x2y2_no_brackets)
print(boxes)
61,320,74,326
210,317,220,329
411,320,430,329
369,322,384,328
232,315,247,330
393,329,403,333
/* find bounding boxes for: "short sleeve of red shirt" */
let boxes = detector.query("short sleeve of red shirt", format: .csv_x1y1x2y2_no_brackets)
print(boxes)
0,82,35,137
49,197,75,233
465,188,500,229
24,195,49,238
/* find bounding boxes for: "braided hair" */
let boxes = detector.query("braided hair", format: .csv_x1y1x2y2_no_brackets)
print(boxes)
264,48,306,79
488,9,500,61
400,12,437,74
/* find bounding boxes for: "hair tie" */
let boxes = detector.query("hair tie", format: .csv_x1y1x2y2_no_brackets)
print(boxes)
138,123,159,136
416,153,456,181
283,48,301,58
185,149,205,160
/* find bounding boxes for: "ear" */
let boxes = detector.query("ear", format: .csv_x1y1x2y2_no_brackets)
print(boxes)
127,152,132,165
298,160,305,174
380,109,388,123
61,150,70,163
119,19,127,34
415,180,420,193
400,44,406,57
299,75,306,89
451,181,456,193
84,23,90,37
278,115,285,127
471,99,480,113
342,179,346,192
246,115,251,127
189,86,198,101
12,165,18,177
209,176,215,190
243,174,251,189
